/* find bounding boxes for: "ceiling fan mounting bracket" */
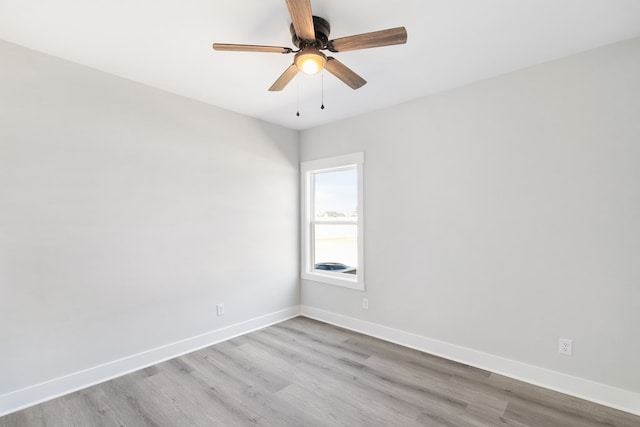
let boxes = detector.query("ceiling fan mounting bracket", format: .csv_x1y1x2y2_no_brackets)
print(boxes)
291,16,330,49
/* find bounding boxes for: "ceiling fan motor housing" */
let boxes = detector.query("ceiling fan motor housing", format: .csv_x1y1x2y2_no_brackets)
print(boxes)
291,16,331,49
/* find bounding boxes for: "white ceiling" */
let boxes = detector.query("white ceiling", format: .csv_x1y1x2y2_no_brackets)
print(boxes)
1,0,640,130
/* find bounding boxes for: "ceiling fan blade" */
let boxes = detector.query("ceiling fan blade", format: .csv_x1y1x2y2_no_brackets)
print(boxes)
324,57,367,90
213,43,293,54
285,0,315,40
269,64,299,91
328,27,407,52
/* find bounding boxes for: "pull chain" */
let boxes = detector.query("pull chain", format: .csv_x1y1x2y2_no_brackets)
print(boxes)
321,71,325,110
296,79,300,116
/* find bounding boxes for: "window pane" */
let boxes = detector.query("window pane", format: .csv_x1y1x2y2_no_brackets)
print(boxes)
314,168,357,220
313,224,357,274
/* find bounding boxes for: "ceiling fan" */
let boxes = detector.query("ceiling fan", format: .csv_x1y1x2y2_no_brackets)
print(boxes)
212,0,407,91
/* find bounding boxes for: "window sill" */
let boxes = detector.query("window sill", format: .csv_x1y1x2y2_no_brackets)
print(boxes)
301,271,365,291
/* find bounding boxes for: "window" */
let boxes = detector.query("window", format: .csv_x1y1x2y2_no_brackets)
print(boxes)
301,153,364,290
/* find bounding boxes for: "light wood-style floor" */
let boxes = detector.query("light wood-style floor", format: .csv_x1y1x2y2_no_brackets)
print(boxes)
2,316,639,426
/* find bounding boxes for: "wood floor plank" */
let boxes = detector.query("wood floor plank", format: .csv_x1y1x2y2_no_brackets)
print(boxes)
341,332,491,383
244,329,427,425
200,342,291,393
2,316,639,426
182,345,324,426
486,373,640,426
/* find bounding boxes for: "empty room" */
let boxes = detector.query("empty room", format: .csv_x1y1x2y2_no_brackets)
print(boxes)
1,0,639,426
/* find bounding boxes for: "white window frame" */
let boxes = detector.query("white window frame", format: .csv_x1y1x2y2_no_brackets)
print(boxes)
301,152,364,291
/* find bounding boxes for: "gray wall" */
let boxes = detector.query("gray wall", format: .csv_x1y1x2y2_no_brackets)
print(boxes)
300,37,640,393
2,32,639,408
0,40,299,394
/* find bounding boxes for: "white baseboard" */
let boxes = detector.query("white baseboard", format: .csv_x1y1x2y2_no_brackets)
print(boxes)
4,305,638,418
0,306,301,417
300,305,640,417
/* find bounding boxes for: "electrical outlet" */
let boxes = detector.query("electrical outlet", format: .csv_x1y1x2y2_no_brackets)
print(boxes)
559,338,572,356
362,298,369,310
217,303,225,316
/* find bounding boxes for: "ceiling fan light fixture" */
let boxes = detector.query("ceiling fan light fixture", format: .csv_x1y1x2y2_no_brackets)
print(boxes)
213,0,408,91
295,48,327,75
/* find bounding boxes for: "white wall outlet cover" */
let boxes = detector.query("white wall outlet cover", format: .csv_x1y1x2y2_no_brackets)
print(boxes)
559,338,573,355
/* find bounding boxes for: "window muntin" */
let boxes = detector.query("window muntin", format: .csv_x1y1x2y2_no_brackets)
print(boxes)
301,153,364,290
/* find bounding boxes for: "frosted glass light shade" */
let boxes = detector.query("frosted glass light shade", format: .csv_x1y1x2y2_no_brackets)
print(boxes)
295,49,327,75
